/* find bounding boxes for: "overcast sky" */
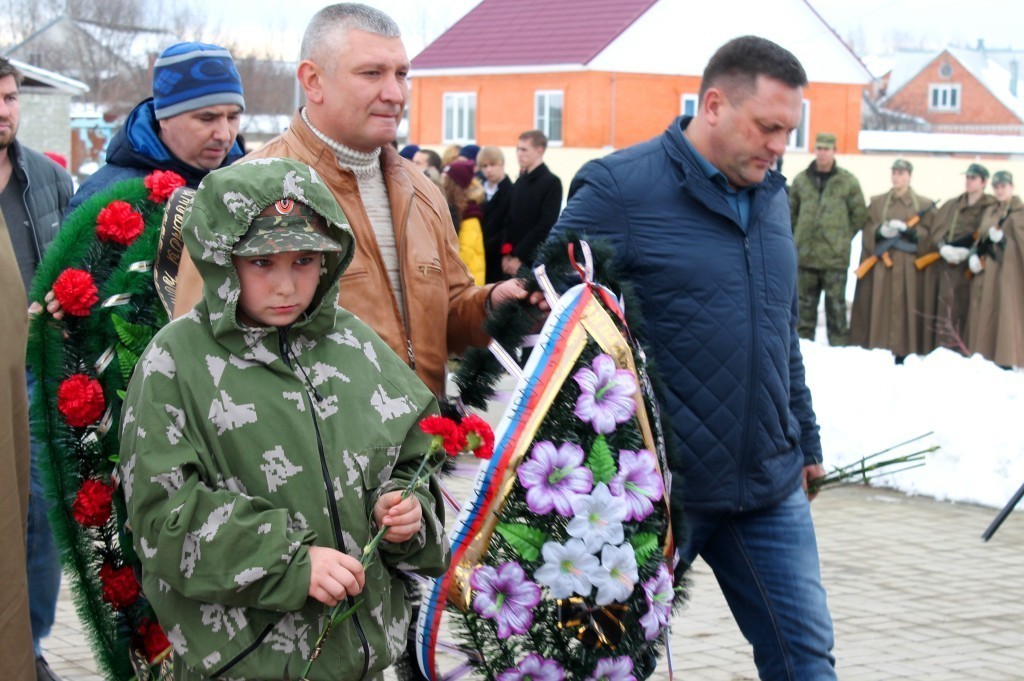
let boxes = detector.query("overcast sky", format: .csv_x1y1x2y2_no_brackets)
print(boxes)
198,0,1024,62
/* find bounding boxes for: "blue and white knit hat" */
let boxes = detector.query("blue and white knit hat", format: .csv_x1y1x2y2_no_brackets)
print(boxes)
152,42,245,120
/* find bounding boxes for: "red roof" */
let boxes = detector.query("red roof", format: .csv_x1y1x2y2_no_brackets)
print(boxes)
412,0,659,69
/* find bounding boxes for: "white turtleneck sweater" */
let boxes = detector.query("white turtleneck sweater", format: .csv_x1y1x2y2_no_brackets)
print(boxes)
301,108,403,315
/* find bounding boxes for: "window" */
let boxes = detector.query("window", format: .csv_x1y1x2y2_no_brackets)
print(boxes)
681,94,699,117
443,92,476,143
787,99,810,151
535,90,564,145
929,84,961,112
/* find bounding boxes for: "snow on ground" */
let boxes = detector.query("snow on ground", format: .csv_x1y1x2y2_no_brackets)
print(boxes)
801,339,1024,510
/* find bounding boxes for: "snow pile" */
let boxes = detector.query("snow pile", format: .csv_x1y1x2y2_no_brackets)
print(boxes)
802,340,1024,509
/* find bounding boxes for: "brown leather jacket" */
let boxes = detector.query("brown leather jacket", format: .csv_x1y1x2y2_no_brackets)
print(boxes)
173,111,491,395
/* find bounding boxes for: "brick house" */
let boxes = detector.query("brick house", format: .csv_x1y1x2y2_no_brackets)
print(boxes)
876,47,1024,135
409,0,871,153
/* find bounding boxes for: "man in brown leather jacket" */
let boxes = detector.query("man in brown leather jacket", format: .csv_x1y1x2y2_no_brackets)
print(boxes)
173,3,528,398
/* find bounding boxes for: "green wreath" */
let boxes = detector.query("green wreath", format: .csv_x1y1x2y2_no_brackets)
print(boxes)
28,170,187,680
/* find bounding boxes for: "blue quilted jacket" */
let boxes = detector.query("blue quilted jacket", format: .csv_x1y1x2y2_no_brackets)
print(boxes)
549,117,822,513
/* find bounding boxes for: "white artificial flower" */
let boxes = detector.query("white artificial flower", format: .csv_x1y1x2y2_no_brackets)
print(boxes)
534,538,599,599
567,482,627,553
591,543,639,606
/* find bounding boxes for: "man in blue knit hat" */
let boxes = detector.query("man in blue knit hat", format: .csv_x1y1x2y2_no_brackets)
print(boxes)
65,42,246,214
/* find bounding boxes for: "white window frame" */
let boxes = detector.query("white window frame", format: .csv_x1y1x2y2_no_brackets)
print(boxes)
443,92,476,144
928,83,962,112
787,99,810,152
680,93,699,117
534,90,564,146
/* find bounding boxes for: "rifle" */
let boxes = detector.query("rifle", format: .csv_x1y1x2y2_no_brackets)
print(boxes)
914,229,977,271
856,199,940,279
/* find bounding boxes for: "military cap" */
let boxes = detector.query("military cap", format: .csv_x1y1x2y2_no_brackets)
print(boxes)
814,132,837,149
964,163,989,181
891,159,913,173
233,199,342,256
992,170,1014,186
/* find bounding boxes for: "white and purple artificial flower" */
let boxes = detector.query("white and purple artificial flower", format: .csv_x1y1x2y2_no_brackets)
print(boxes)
573,354,638,434
639,563,674,640
534,538,599,598
585,656,636,681
590,543,639,606
567,482,626,553
497,653,566,681
517,441,594,516
470,561,542,639
608,449,664,522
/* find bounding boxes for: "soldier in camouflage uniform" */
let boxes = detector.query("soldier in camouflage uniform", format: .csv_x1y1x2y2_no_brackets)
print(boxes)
119,158,449,680
789,132,868,344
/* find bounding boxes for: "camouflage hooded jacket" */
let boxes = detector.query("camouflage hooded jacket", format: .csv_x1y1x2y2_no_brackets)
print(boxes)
789,161,868,270
119,158,449,680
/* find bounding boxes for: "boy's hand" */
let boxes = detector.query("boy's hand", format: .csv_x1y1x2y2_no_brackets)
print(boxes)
373,491,422,544
307,546,365,606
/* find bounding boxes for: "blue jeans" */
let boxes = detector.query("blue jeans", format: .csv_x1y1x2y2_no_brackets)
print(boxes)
682,486,837,680
26,370,62,654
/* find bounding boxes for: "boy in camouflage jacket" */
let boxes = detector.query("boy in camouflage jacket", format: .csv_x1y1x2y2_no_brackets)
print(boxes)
119,158,449,680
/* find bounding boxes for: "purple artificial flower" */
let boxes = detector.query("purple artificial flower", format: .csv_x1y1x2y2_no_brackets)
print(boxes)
608,449,664,522
639,563,674,641
470,562,542,639
497,653,565,681
517,441,594,516
573,354,638,434
586,656,636,681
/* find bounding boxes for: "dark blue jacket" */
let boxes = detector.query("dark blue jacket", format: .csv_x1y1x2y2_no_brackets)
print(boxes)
66,98,245,215
549,117,821,513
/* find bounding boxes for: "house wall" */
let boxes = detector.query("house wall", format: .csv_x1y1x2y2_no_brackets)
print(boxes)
16,88,73,163
409,71,864,153
885,52,1022,131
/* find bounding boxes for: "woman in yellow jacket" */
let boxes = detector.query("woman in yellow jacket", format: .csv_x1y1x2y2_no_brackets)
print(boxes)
443,160,486,285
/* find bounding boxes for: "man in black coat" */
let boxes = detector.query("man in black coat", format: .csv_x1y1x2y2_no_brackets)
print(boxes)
502,130,562,275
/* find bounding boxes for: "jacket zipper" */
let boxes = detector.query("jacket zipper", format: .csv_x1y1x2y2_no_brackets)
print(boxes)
14,151,44,262
396,187,416,371
210,623,275,677
278,329,371,681
737,234,760,511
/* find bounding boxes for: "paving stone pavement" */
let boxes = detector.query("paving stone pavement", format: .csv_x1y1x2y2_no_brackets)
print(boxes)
41,481,1024,680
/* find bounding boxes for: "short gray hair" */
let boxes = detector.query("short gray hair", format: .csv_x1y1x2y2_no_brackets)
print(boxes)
300,3,401,64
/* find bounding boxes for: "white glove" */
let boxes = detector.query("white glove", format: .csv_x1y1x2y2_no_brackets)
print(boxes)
939,244,970,265
878,219,908,239
968,253,983,274
988,225,1004,243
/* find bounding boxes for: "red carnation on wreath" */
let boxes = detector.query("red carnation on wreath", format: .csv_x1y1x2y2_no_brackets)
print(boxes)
419,414,466,456
72,478,114,526
52,268,99,317
99,563,140,610
57,374,106,428
96,200,145,246
460,414,495,460
137,618,172,664
144,170,186,203
501,243,513,256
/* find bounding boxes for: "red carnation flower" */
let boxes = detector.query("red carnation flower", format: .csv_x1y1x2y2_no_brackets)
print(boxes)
501,243,513,256
137,618,172,663
460,414,495,460
144,170,186,203
96,200,145,245
419,414,466,456
52,268,99,316
57,374,106,427
72,478,114,526
100,562,140,610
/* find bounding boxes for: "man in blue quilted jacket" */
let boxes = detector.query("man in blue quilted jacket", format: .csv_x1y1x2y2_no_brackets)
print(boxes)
548,36,836,680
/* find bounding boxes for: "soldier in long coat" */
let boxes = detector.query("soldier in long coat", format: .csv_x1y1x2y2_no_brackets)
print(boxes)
920,163,998,353
850,159,934,360
966,171,1024,368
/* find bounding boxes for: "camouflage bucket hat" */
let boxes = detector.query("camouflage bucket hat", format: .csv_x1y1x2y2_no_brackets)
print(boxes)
992,170,1014,186
891,159,913,172
964,163,989,181
233,198,342,256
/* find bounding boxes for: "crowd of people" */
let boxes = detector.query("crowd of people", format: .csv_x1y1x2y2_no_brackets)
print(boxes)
4,1,1018,680
791,138,1023,369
